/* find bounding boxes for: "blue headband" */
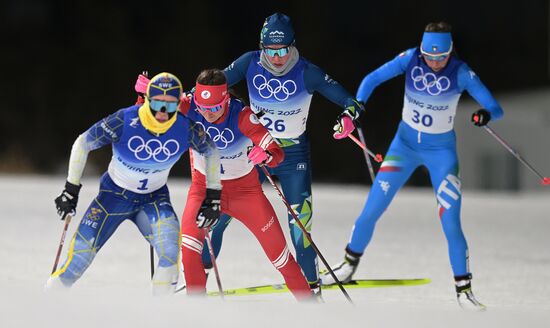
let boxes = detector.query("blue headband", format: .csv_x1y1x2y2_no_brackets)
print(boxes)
421,32,453,55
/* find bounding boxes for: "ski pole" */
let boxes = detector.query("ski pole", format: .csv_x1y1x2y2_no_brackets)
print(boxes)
51,214,72,274
149,244,155,279
204,228,224,299
259,165,354,304
482,125,550,186
355,124,376,183
348,134,383,163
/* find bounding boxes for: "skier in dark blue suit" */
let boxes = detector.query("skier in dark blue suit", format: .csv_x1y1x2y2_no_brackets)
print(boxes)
203,13,365,295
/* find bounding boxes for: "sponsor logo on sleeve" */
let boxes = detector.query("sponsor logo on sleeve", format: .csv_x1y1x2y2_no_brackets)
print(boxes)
379,180,390,195
100,122,118,139
130,117,140,128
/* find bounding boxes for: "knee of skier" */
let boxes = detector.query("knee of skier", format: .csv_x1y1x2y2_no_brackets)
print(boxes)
271,246,296,275
181,233,204,261
289,196,313,234
153,216,180,267
156,238,179,267
211,214,232,237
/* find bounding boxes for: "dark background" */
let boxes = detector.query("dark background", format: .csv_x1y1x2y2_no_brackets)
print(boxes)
2,0,548,185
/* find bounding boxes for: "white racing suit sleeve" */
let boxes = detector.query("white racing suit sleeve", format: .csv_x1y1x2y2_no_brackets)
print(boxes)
203,138,222,190
66,134,92,185
188,120,222,190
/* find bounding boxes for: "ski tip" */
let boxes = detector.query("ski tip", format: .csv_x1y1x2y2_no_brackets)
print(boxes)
541,177,550,186
375,154,383,163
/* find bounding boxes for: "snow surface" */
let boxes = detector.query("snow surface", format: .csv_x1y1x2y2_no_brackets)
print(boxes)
1,175,549,328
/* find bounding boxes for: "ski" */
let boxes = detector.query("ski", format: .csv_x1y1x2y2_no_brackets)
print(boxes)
207,278,431,296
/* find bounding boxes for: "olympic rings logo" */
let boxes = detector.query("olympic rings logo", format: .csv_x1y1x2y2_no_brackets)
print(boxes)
197,122,235,150
410,66,451,96
252,74,297,101
127,136,180,163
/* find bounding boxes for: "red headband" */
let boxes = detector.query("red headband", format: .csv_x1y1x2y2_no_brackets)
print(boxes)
194,83,228,107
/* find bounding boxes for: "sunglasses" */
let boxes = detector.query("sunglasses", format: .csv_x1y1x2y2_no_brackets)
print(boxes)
262,46,291,58
194,94,228,113
420,45,452,62
422,53,449,62
148,98,179,113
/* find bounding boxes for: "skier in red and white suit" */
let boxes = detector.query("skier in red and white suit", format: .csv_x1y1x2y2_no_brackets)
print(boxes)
179,68,311,300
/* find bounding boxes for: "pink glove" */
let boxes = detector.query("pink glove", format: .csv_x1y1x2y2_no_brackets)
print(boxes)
135,74,150,94
247,146,271,165
333,115,355,139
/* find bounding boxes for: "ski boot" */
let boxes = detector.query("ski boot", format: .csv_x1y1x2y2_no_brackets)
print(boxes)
320,247,361,285
310,281,324,303
455,275,486,311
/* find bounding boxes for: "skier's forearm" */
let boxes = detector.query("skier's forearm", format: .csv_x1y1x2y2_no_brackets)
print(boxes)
203,139,222,190
67,134,91,185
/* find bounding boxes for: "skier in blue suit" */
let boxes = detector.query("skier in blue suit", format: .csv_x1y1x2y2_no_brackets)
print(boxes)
321,22,503,310
46,73,221,294
202,13,365,295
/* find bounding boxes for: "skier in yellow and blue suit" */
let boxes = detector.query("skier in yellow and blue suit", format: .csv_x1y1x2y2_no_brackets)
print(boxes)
46,73,221,294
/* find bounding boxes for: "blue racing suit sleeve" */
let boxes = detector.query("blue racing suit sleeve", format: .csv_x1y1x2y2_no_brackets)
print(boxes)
83,108,126,151
223,51,256,87
356,48,415,103
303,62,354,108
457,64,504,120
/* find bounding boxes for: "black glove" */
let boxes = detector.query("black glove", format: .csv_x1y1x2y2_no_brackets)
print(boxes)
54,181,82,220
472,109,491,127
342,98,365,121
196,188,221,228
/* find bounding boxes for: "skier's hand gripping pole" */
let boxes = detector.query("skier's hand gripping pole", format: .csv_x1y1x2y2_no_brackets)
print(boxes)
480,124,549,186
135,70,149,105
259,165,354,304
205,228,224,299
